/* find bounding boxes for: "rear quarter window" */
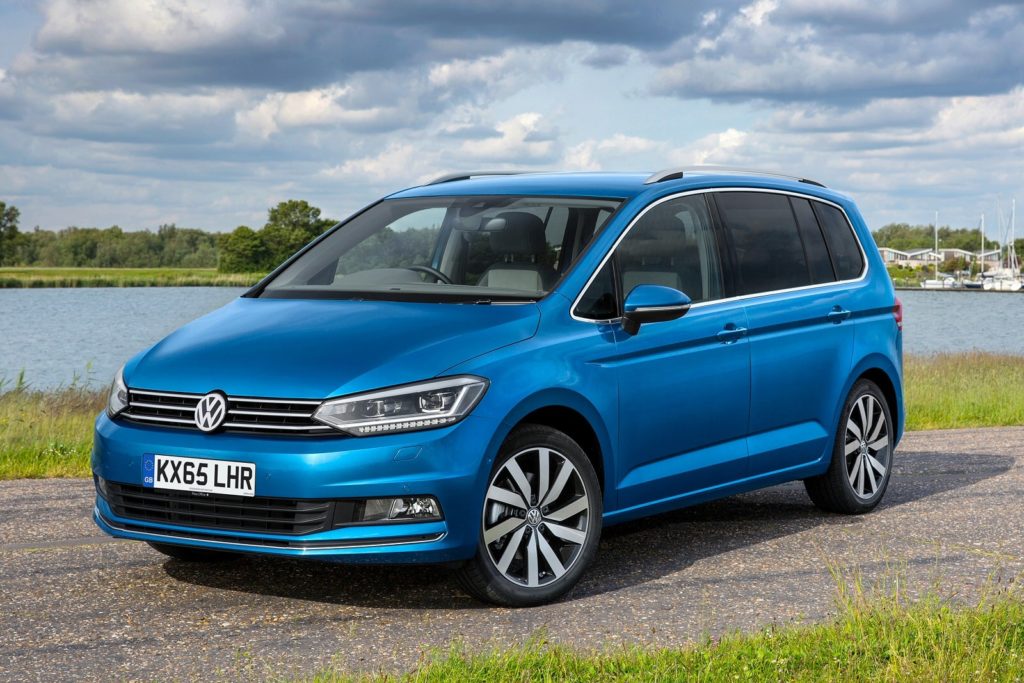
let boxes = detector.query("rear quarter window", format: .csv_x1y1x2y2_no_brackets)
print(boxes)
790,197,836,285
813,202,864,280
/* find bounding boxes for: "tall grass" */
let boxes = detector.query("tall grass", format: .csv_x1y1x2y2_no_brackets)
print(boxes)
309,577,1024,682
0,267,263,288
904,352,1024,431
0,384,105,479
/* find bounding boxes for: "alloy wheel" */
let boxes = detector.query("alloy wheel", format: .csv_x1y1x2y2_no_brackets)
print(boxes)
844,394,890,499
482,447,591,588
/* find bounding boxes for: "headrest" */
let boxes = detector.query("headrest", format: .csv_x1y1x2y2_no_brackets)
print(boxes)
489,212,547,255
620,228,690,258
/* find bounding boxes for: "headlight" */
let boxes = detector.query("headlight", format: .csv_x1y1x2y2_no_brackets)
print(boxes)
106,366,129,417
313,376,488,436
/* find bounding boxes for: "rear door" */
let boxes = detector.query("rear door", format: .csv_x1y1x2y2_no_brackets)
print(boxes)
712,190,860,475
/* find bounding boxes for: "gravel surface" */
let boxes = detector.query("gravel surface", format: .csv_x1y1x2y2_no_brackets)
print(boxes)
2,427,1022,682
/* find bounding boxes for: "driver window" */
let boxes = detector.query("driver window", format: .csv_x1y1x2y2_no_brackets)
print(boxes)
617,195,723,303
574,194,723,321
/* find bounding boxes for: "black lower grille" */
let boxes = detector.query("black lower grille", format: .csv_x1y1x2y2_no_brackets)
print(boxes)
104,481,333,535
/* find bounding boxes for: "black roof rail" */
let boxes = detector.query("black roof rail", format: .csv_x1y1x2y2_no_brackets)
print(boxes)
644,165,826,188
426,170,532,185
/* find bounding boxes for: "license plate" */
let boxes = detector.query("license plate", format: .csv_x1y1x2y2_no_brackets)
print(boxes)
143,453,255,497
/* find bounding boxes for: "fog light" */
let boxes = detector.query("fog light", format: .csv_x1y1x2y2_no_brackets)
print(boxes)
358,496,442,522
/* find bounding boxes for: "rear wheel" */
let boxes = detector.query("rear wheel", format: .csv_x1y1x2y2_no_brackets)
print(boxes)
456,424,602,607
146,541,238,562
805,379,893,514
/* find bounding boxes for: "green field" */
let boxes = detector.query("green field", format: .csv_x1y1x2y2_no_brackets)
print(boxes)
0,267,263,288
312,588,1024,682
1,353,1022,480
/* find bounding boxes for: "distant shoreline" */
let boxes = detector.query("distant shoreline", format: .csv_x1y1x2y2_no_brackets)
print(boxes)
0,267,262,288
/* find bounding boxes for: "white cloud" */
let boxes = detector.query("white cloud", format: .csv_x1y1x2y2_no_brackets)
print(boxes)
459,112,558,163
36,0,279,53
321,143,437,184
653,1,1024,102
671,128,748,166
235,87,402,139
561,134,660,170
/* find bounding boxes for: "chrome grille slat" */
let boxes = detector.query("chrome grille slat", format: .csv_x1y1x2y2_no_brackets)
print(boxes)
124,388,332,436
221,421,332,432
130,389,203,400
130,401,196,412
228,409,314,418
231,397,322,406
122,413,195,425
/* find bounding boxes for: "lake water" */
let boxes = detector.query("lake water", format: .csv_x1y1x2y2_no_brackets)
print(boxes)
1,287,1022,390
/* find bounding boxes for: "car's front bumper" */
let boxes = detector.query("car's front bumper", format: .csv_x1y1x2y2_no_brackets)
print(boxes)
91,411,498,563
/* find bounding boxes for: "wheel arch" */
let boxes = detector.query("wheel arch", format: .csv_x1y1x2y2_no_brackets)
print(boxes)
483,389,615,503
847,353,904,444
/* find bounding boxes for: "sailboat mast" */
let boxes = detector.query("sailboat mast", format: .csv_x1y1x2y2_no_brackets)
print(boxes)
934,210,939,282
980,213,985,277
1012,198,1018,273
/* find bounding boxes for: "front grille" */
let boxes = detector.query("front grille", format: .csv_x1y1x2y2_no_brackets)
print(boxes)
122,388,333,436
104,481,334,535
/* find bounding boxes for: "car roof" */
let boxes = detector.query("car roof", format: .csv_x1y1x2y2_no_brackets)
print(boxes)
386,170,852,205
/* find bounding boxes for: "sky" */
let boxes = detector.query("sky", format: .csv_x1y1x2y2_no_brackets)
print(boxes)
0,0,1021,238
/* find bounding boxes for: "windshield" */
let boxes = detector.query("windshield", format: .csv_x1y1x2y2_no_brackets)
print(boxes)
260,195,621,302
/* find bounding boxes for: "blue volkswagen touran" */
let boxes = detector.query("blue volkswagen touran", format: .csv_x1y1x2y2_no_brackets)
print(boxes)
93,168,903,606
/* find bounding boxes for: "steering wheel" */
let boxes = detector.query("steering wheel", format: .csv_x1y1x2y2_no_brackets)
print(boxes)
407,265,453,284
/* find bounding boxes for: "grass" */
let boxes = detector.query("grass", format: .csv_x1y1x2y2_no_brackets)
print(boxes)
310,580,1024,682
0,381,105,479
904,352,1024,431
0,267,263,288
0,353,1022,479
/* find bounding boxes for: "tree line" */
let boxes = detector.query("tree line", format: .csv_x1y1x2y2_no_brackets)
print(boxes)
0,199,335,273
2,199,1021,274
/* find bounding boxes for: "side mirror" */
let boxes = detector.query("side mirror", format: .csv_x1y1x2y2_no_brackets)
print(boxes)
622,285,691,336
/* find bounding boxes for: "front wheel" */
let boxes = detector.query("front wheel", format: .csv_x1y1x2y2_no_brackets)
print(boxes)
456,424,602,607
805,379,894,514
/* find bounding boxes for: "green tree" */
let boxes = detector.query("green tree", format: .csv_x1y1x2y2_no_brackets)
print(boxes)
872,223,999,251
216,200,335,273
0,201,21,266
258,200,335,269
218,226,267,273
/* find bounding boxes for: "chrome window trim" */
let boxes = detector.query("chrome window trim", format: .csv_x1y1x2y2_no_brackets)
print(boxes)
569,187,870,324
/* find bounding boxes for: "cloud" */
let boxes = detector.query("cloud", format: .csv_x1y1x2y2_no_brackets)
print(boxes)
235,87,410,139
0,0,1020,235
661,87,1024,224
561,134,660,170
651,1,1024,103
458,112,559,163
322,143,438,184
36,0,280,54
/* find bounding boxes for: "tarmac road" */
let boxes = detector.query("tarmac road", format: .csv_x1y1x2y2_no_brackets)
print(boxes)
2,427,1022,682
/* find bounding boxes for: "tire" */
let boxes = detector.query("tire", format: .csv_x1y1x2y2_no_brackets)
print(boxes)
456,424,603,607
146,541,238,562
805,379,894,514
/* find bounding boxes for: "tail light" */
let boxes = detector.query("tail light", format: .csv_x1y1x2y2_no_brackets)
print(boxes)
893,298,903,331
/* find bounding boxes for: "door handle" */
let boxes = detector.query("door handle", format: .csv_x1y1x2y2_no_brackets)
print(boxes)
827,306,852,324
716,324,747,344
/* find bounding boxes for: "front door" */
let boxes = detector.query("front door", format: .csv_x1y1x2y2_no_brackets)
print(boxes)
604,194,752,511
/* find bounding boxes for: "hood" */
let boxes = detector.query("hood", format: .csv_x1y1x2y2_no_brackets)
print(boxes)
126,297,540,398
